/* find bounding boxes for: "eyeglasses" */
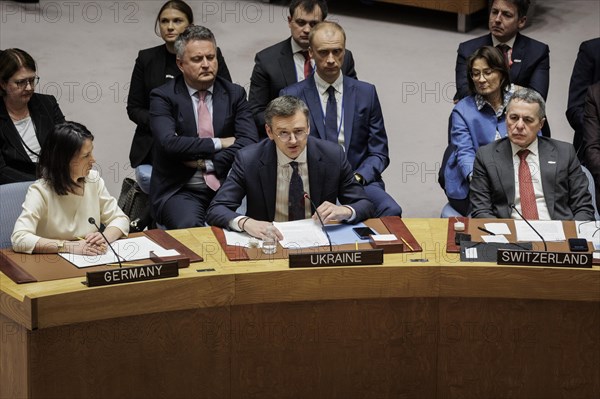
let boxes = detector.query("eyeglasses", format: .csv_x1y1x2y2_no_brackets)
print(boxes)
12,76,39,89
470,69,495,80
275,130,308,142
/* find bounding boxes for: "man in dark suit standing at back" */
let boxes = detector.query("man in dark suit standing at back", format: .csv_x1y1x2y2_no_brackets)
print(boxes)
566,37,600,158
454,0,550,134
149,25,258,229
248,0,357,138
281,21,401,217
206,96,373,240
470,88,593,221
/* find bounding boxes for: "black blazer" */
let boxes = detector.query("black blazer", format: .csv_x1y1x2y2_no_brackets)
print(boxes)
126,44,231,168
206,137,374,227
149,75,258,221
566,37,600,154
455,32,550,101
0,94,65,184
248,38,357,137
583,82,600,211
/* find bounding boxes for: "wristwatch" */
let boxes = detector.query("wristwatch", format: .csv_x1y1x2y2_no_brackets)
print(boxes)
196,159,206,171
354,173,364,185
57,240,65,253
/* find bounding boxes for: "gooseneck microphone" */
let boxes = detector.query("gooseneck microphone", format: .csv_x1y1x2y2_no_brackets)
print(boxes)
304,192,333,251
510,205,548,251
88,217,123,268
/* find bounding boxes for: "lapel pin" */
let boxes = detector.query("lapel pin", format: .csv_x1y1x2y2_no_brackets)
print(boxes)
513,59,522,63
548,161,556,164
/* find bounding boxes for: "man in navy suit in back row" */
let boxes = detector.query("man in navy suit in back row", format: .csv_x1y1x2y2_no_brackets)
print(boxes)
149,26,258,229
281,21,402,217
248,0,357,139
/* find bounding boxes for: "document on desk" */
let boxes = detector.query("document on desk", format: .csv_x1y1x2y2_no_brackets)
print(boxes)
514,220,566,242
59,236,173,268
274,219,329,248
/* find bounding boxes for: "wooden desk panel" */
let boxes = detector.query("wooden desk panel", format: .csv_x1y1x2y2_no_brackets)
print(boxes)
1,219,599,398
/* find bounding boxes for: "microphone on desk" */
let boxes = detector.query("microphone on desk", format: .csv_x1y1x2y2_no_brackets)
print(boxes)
88,217,123,268
510,205,548,251
304,192,333,251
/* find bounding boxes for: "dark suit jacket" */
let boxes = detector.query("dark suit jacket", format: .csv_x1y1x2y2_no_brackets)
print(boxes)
126,44,231,168
280,75,388,184
455,32,550,101
248,38,357,137
149,75,258,220
566,38,600,154
583,82,600,211
0,94,65,185
206,137,374,227
470,137,594,220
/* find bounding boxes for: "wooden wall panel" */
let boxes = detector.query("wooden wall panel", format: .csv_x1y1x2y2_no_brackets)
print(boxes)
230,298,438,399
0,313,29,398
437,298,600,399
27,307,230,398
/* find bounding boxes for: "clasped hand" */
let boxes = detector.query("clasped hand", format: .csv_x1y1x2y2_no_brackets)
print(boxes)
67,232,108,255
311,201,352,224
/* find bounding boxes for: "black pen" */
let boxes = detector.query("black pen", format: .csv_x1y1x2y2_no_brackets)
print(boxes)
477,226,496,236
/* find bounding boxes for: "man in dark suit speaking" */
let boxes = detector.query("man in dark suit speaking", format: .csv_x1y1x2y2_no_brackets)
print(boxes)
281,21,401,217
248,0,357,138
149,26,258,229
206,96,373,241
454,0,550,103
470,88,594,221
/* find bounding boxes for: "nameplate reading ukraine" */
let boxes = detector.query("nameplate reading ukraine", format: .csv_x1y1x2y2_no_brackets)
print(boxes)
289,249,383,268
86,261,179,287
497,249,592,268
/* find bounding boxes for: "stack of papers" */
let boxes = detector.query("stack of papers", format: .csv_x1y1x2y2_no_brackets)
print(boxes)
60,236,176,268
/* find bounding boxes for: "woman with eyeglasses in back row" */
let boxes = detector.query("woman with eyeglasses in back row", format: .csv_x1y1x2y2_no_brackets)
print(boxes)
0,48,65,184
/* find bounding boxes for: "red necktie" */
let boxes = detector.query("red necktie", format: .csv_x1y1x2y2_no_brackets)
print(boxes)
301,51,311,79
496,44,511,68
197,91,220,191
517,149,538,219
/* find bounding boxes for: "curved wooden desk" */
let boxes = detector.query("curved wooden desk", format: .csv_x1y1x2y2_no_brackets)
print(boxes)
1,219,598,398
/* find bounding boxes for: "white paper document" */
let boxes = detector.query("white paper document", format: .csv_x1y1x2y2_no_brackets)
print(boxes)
59,236,172,268
274,219,329,248
514,220,566,242
223,219,329,249
484,223,512,235
481,235,509,243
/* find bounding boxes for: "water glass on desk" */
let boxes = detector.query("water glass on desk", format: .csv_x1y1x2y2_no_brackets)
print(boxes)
262,226,278,255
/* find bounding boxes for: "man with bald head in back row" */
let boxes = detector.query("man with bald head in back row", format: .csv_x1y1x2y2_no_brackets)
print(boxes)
281,21,401,217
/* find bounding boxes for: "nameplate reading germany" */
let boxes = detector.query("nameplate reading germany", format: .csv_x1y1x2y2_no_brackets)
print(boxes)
86,261,179,287
497,249,592,268
289,249,383,268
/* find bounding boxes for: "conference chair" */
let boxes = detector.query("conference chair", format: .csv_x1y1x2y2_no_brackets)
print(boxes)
581,165,600,220
0,181,33,249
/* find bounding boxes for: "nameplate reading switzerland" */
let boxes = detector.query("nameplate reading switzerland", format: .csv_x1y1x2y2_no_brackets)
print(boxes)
86,261,179,287
497,250,592,268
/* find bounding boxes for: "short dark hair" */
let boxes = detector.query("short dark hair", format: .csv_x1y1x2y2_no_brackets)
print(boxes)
38,121,94,196
154,0,193,36
265,96,309,128
467,46,511,96
174,25,217,59
289,0,328,19
309,21,346,47
508,88,546,119
0,48,36,96
491,0,530,18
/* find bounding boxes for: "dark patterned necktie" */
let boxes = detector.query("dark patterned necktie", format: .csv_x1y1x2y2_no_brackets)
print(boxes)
496,44,511,68
325,85,338,142
288,161,305,221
